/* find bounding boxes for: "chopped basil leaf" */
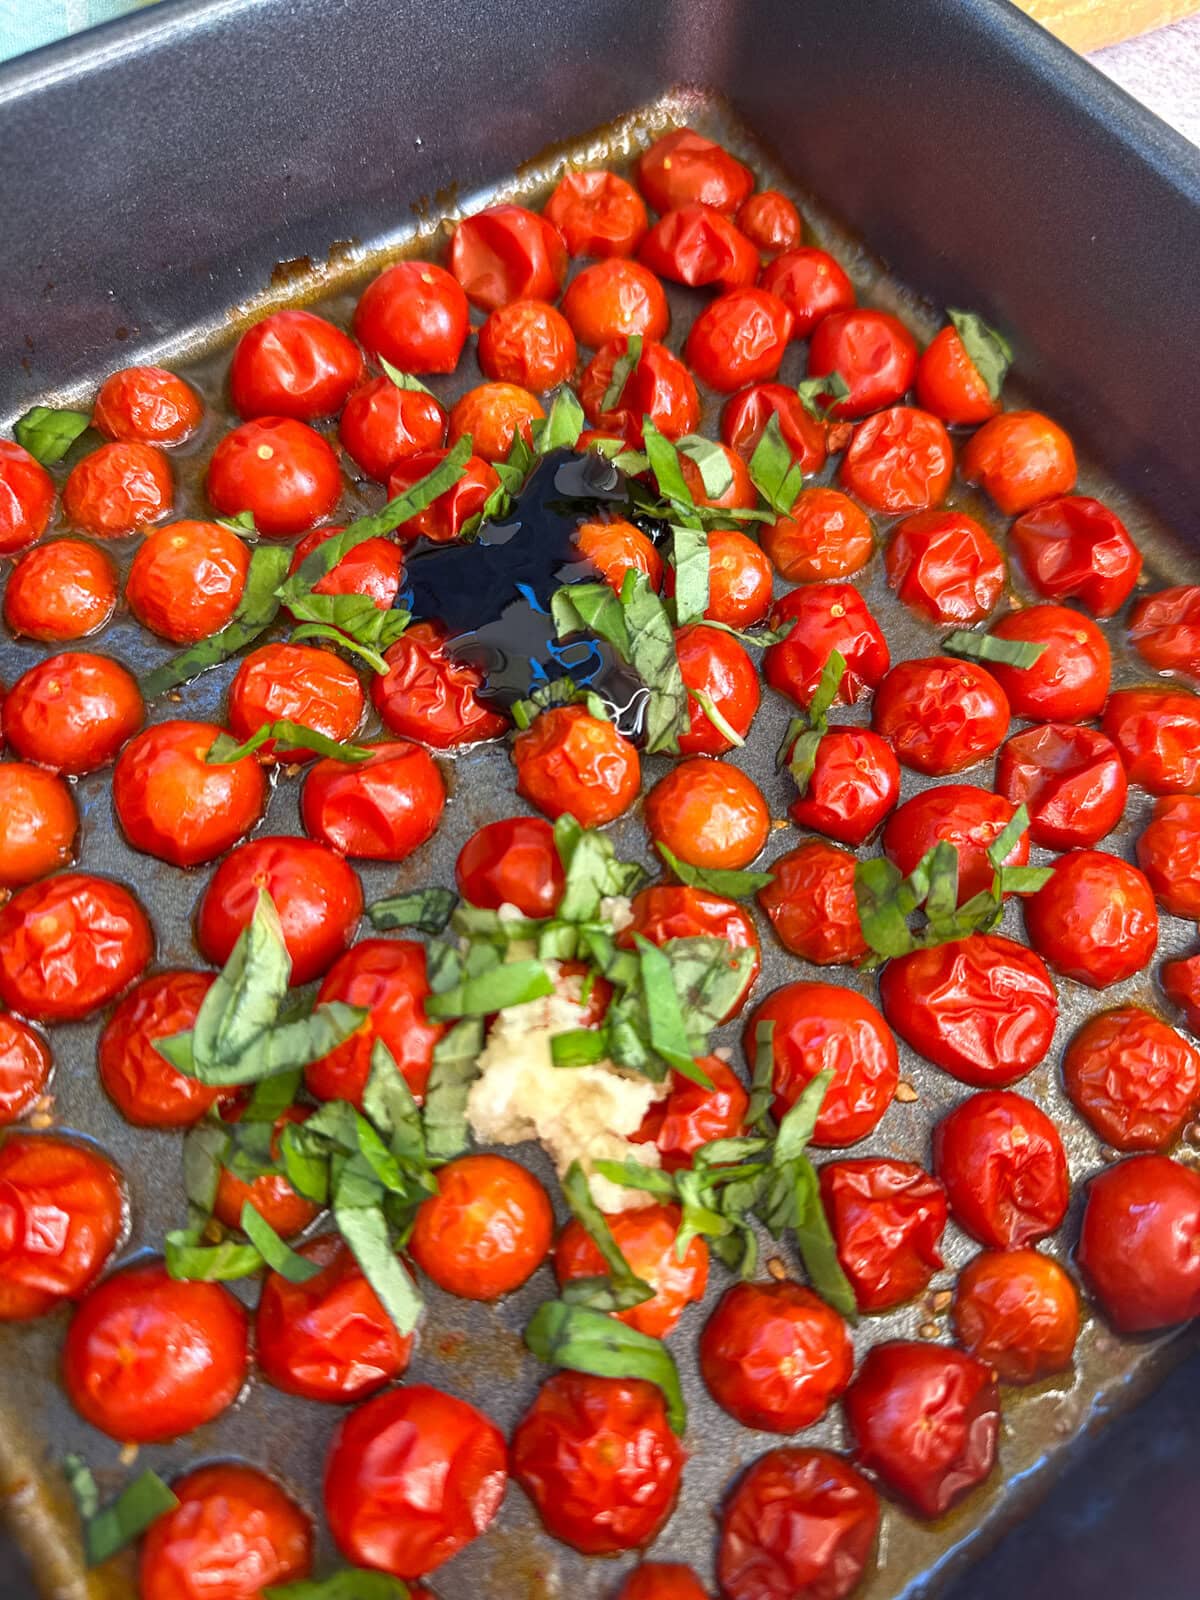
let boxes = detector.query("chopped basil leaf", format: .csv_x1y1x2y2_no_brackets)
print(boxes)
182,1119,231,1221
947,308,1014,402
424,958,553,1019
563,1160,653,1295
217,510,258,535
775,1067,832,1162
600,334,643,410
14,405,92,465
368,887,458,934
164,1229,264,1281
550,1027,611,1067
288,620,393,675
999,864,1054,894
243,1067,302,1124
532,386,585,453
422,1018,484,1162
206,721,373,765
142,543,291,697
525,1300,687,1435
676,434,733,500
988,802,1030,870
655,843,773,899
686,685,744,748
748,411,804,516
641,418,697,519
669,522,710,626
795,370,850,420
808,648,847,725
334,1182,423,1336
379,357,433,395
512,675,611,730
63,1454,99,1521
660,936,757,1036
943,628,1047,670
266,1573,413,1600
634,936,713,1087
64,1457,179,1566
240,1203,322,1282
747,1019,777,1133
553,813,647,922
784,648,846,795
789,1156,858,1318
591,1158,678,1200
551,580,631,656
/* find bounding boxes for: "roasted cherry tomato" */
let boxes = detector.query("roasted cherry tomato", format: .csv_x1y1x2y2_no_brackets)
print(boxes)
680,525,772,626
1102,685,1200,795
114,720,266,866
764,582,890,708
1009,494,1141,617
720,381,827,476
410,1153,554,1300
960,409,1077,515
684,287,793,392
1163,954,1200,1036
373,622,509,748
678,444,757,523
0,762,77,887
617,1563,709,1600
4,538,118,642
984,603,1111,722
0,1135,124,1319
63,440,173,537
338,374,448,481
675,623,760,755
126,520,250,642
1064,1006,1200,1152
758,246,856,339
636,128,753,215
632,1056,749,1171
737,188,801,255
92,364,203,444
213,1105,320,1238
1138,795,1200,917
3,649,143,774
352,260,470,374
1077,1154,1200,1333
477,298,577,392
872,655,1009,775
808,309,917,419
386,447,501,542
561,258,670,348
788,726,901,847
885,510,1003,625
819,1157,947,1312
579,337,699,444
206,416,341,536
197,835,362,986
227,641,365,760
456,816,564,917
880,935,1058,1088
914,325,1002,426
995,723,1127,850
645,758,769,871
556,1202,709,1338
744,981,898,1146
1024,849,1157,987
451,204,567,312
63,1260,249,1442
324,1383,507,1577
301,740,445,861
933,1089,1068,1249
0,439,54,555
514,704,640,827
757,840,867,966
0,1017,52,1125
700,1280,852,1431
952,1247,1080,1385
839,405,953,515
511,1371,684,1555
575,515,664,594
843,1341,999,1518
448,381,544,463
306,938,444,1106
620,885,761,1019
287,524,404,617
761,484,873,583
230,308,363,421
1128,585,1200,678
0,873,152,1023
544,169,649,258
883,785,1028,904
98,971,224,1128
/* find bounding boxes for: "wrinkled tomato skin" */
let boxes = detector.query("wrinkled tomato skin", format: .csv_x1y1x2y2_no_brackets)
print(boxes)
512,1372,684,1556
227,641,364,763
448,381,544,464
636,128,754,215
915,325,1001,426
1102,686,1200,795
386,449,501,543
372,622,509,748
544,169,649,258
556,1203,709,1339
745,982,899,1147
700,1280,852,1432
138,1463,313,1600
450,204,567,312
197,836,362,987
0,1135,124,1320
301,740,445,861
205,416,342,537
579,337,699,445
561,259,670,348
872,655,1009,776
880,935,1058,1088
114,720,267,866
995,723,1127,851
93,365,203,445
638,200,760,291
620,885,761,1019
788,727,901,847
5,538,118,642
126,521,250,643
645,758,769,872
1024,849,1157,988
456,816,564,918
256,1233,413,1403
1063,1005,1200,1152
839,405,954,516
338,375,448,482
883,785,1028,905
684,287,793,392
675,623,761,755
1009,494,1141,617
306,938,444,1107
288,525,403,615
885,510,1004,625
411,1153,554,1301
352,260,470,374
213,1105,320,1238
721,381,828,476
718,1446,880,1600
1163,954,1200,1035
1077,1155,1200,1333
63,440,173,538
617,1562,709,1600
0,873,153,1023
738,188,801,254
478,298,576,393
989,602,1113,719
758,246,857,338
933,1090,1068,1249
764,582,890,709
0,440,56,555
324,1383,508,1577
514,704,640,827
762,485,873,584
808,310,918,419
229,307,364,421
575,516,664,594
98,971,224,1128
0,762,77,887
690,526,773,626
757,840,867,966
3,650,143,775
63,1261,249,1442
1128,586,1200,678
843,1341,1000,1518
819,1158,947,1313
960,409,1077,516
632,1056,749,1171
952,1248,1080,1385
1138,795,1200,917
0,1017,52,1125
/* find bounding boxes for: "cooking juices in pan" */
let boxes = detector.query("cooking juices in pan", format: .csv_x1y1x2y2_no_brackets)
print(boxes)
1,109,1200,1600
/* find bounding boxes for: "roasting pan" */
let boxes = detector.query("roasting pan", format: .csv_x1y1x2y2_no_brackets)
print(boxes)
2,2,1200,1597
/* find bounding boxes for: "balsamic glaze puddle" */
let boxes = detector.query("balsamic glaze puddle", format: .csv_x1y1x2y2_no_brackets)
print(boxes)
398,448,656,740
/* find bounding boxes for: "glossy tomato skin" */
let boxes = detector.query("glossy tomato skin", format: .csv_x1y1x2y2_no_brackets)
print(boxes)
206,417,341,537
301,740,445,861
63,1261,249,1442
721,381,828,476
839,406,954,516
885,510,1003,625
745,981,899,1146
324,1383,507,1576
738,188,801,254
692,525,773,626
0,873,153,1023
675,623,761,755
819,1158,947,1312
1128,586,1200,678
4,538,118,641
1138,796,1200,917
0,439,55,555
63,440,173,537
561,258,670,348
98,971,224,1128
213,1105,320,1238
579,337,699,445
1077,1155,1200,1333
617,1563,709,1600
985,604,1111,722
93,364,202,445
4,650,143,774
544,169,649,258
995,723,1127,851
933,1090,1068,1249
373,622,508,748
636,128,753,215
306,938,444,1107
197,836,362,986
555,1203,709,1338
764,582,890,708
386,448,501,543
126,521,250,643
700,1280,852,1432
762,485,873,583
843,1341,1000,1518
138,1462,312,1600
514,704,640,827
1009,495,1141,617
1162,954,1200,1035
575,516,664,594
230,308,364,420
788,727,901,847
511,1371,684,1556
872,655,1009,776
0,762,77,887
757,840,867,966
0,1135,124,1319
645,758,769,871
1063,1006,1200,1151
448,381,544,463
952,1248,1080,1385
880,935,1058,1088
114,720,266,866
287,525,404,615
883,785,1028,905
410,1153,554,1300
338,375,448,481
1102,686,1200,795
478,298,577,391
960,409,1077,515
915,325,1001,426
227,641,365,761
455,816,564,918
0,1017,52,1125
759,246,856,340
352,260,470,374
450,204,567,311
684,288,793,391
808,310,917,419
620,885,761,1019
1024,849,1157,988
633,1056,749,1171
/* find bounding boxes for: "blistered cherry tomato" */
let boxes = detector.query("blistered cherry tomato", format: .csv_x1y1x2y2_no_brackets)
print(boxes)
788,726,901,846
633,1056,749,1171
230,308,363,421
678,444,757,522
1077,1154,1200,1333
544,169,649,258
0,1135,124,1319
0,1017,51,1125
700,1280,852,1431
478,298,576,392
126,520,250,643
410,1153,553,1300
839,405,953,515
764,582,890,708
885,510,1003,625
1138,796,1200,917
757,840,867,966
556,1203,708,1338
3,650,143,774
952,1248,1079,1385
1128,585,1200,678
306,938,444,1106
934,1089,1068,1249
819,1157,947,1312
4,538,117,641
685,287,793,392
353,260,470,374
580,337,699,444
561,258,670,349
1064,1006,1200,1151
636,128,753,214
512,1371,684,1555
883,785,1027,903
302,740,445,861
93,364,202,444
288,524,403,618
843,1341,999,1517
98,971,223,1128
645,758,769,871
206,416,341,536
386,448,501,542
1163,954,1200,1036
620,885,760,1019
63,440,173,537
197,835,362,986
0,762,77,887
682,525,772,627
737,189,801,254
338,374,447,481
721,381,827,476
455,816,563,917
872,655,1009,775
64,1260,248,1442
996,723,1127,851
1024,849,1157,987
808,310,917,419
1102,685,1200,795
0,440,54,555
758,249,855,342
675,623,760,755
213,1105,320,1238
372,622,509,747
960,409,1077,515
449,381,544,463
761,486,871,583
451,204,567,311
0,872,152,1023
915,325,1002,426
575,515,664,594
985,603,1111,722
617,1563,709,1600
227,641,364,760
1009,494,1141,617
514,704,640,827
637,200,761,290
114,720,266,866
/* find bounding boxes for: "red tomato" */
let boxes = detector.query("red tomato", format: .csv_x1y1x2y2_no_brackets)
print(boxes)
632,1056,749,1171
645,758,769,871
514,704,640,827
952,1248,1079,1385
324,1383,507,1576
934,1089,1068,1248
477,298,576,392
960,409,1077,515
819,1157,947,1312
352,261,470,374
0,1135,124,1319
555,1203,708,1338
718,1446,879,1600
301,740,445,861
737,189,801,254
764,582,890,708
684,288,793,391
1128,585,1200,678
620,885,761,1019
1009,494,1141,617
4,538,118,642
63,1261,248,1442
678,446,758,524
880,935,1058,1088
757,840,867,966
455,816,563,917
1078,1155,1200,1332
230,308,363,421
544,169,649,258
839,405,953,515
306,938,444,1106
579,337,699,444
914,326,1002,426
720,381,828,476
0,762,77,887
744,981,899,1146
92,364,203,444
985,603,1111,722
1138,795,1200,917
451,204,567,311
1163,954,1200,1035
98,971,223,1128
684,525,773,626
636,128,753,215
386,447,501,543
3,650,143,775
883,784,1027,904
700,1280,852,1431
410,1153,553,1300
561,259,670,349
448,381,544,463
256,1233,413,1404
0,1017,51,1125
338,375,448,481
872,655,1009,775
1064,1006,1200,1151
126,521,250,643
808,310,917,419
575,516,664,594
843,1341,999,1517
511,1371,684,1555
287,525,403,616
1024,849,1157,987
1102,685,1200,795
885,510,1003,625
114,720,266,867
787,726,901,846
197,836,362,986
206,416,341,536
995,723,1127,851
227,641,365,761
138,1463,312,1600
372,622,509,748
675,623,760,755
213,1105,320,1238
0,439,54,555
617,1563,709,1600
0,873,152,1023
63,440,173,537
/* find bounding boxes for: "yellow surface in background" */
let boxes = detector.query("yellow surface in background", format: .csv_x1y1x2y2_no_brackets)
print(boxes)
1014,0,1200,50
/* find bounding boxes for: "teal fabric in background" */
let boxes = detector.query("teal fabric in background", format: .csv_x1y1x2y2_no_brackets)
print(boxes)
0,0,158,63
